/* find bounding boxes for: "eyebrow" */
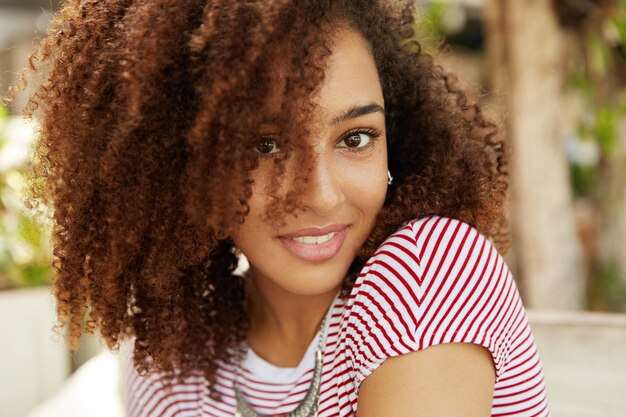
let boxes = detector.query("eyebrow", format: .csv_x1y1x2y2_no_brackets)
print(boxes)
331,102,385,126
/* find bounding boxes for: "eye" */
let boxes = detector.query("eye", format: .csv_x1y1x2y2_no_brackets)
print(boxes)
337,128,383,153
340,132,371,149
254,135,280,157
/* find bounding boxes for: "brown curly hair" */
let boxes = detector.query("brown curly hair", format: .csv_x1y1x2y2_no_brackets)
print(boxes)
4,0,510,396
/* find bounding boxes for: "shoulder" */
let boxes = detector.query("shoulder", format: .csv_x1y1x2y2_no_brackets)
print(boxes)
405,215,494,268
349,215,501,307
342,215,519,384
397,215,503,295
363,214,496,272
404,215,505,302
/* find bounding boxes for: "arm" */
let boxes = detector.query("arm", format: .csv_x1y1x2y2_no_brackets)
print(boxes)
357,342,495,417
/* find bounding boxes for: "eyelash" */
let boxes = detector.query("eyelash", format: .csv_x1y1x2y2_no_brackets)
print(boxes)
255,127,383,160
340,127,383,154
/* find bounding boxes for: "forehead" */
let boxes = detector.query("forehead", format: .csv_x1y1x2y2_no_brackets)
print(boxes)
260,26,384,126
315,27,384,119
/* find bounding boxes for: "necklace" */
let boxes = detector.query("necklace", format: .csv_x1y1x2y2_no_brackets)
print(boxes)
234,314,328,417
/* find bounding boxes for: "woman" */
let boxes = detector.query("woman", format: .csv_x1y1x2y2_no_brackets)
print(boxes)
5,0,550,416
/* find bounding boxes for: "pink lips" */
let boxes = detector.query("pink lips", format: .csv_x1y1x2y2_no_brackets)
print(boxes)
279,224,349,238
278,226,348,262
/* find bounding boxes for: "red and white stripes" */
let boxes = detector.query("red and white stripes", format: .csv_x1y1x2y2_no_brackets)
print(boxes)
122,215,550,417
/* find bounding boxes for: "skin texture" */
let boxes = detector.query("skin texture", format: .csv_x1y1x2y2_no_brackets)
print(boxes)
357,343,496,416
3,0,511,401
233,27,388,366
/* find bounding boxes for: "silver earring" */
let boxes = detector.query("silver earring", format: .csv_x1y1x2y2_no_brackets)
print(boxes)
387,170,393,185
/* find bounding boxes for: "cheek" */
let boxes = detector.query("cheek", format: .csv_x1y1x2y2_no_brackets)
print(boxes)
231,183,267,246
350,175,385,202
244,172,276,219
341,159,388,210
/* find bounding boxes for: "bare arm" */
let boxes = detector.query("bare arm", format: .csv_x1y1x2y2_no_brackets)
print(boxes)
356,342,496,417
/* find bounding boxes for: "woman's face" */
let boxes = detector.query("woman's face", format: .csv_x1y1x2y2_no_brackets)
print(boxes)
232,26,388,296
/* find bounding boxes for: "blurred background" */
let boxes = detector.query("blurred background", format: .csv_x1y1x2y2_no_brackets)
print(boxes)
0,0,625,416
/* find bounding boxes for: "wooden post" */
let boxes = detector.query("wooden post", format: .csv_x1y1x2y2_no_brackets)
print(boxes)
483,0,586,310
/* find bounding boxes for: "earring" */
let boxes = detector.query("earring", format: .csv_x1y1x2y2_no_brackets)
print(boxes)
387,170,393,185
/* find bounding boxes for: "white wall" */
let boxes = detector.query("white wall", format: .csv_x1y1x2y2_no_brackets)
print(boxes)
0,287,70,417
529,310,626,417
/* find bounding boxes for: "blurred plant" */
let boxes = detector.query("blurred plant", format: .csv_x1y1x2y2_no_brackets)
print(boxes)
0,105,52,290
566,1,626,195
563,0,626,311
414,1,480,53
415,2,448,50
587,264,626,312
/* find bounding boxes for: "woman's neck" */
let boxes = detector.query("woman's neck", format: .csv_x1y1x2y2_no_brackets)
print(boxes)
243,274,340,365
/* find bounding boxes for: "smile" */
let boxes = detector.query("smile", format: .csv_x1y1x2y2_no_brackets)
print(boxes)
278,228,347,262
288,232,337,245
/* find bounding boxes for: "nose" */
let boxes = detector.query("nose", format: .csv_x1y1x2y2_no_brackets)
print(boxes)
299,151,345,216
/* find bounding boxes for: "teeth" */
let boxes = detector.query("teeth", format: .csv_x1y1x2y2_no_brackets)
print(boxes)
291,232,337,244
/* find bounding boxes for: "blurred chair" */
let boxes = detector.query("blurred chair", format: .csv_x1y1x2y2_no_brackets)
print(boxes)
26,349,124,417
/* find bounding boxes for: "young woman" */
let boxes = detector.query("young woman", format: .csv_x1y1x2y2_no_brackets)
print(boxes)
6,0,551,416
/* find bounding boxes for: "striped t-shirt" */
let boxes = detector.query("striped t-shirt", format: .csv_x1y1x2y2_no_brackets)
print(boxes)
122,215,551,416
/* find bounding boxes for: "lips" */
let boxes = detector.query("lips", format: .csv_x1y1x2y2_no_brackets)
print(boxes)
278,224,349,238
278,225,349,262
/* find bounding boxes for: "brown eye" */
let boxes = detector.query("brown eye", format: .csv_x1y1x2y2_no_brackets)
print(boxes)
340,132,371,149
255,136,280,155
343,133,365,148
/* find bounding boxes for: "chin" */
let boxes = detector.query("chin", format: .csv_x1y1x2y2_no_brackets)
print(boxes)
237,234,357,297
276,263,348,296
283,279,344,297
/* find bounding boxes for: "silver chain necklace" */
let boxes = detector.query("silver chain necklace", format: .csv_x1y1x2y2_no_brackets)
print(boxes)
234,314,328,417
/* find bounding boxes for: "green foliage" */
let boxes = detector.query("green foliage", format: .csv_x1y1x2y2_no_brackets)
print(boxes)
419,3,448,40
566,2,626,199
568,65,592,98
616,0,626,41
411,2,449,54
595,106,620,156
587,264,626,313
562,3,626,313
0,105,53,290
570,164,598,198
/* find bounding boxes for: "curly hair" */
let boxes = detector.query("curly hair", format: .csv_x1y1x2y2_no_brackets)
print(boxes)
4,0,510,397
